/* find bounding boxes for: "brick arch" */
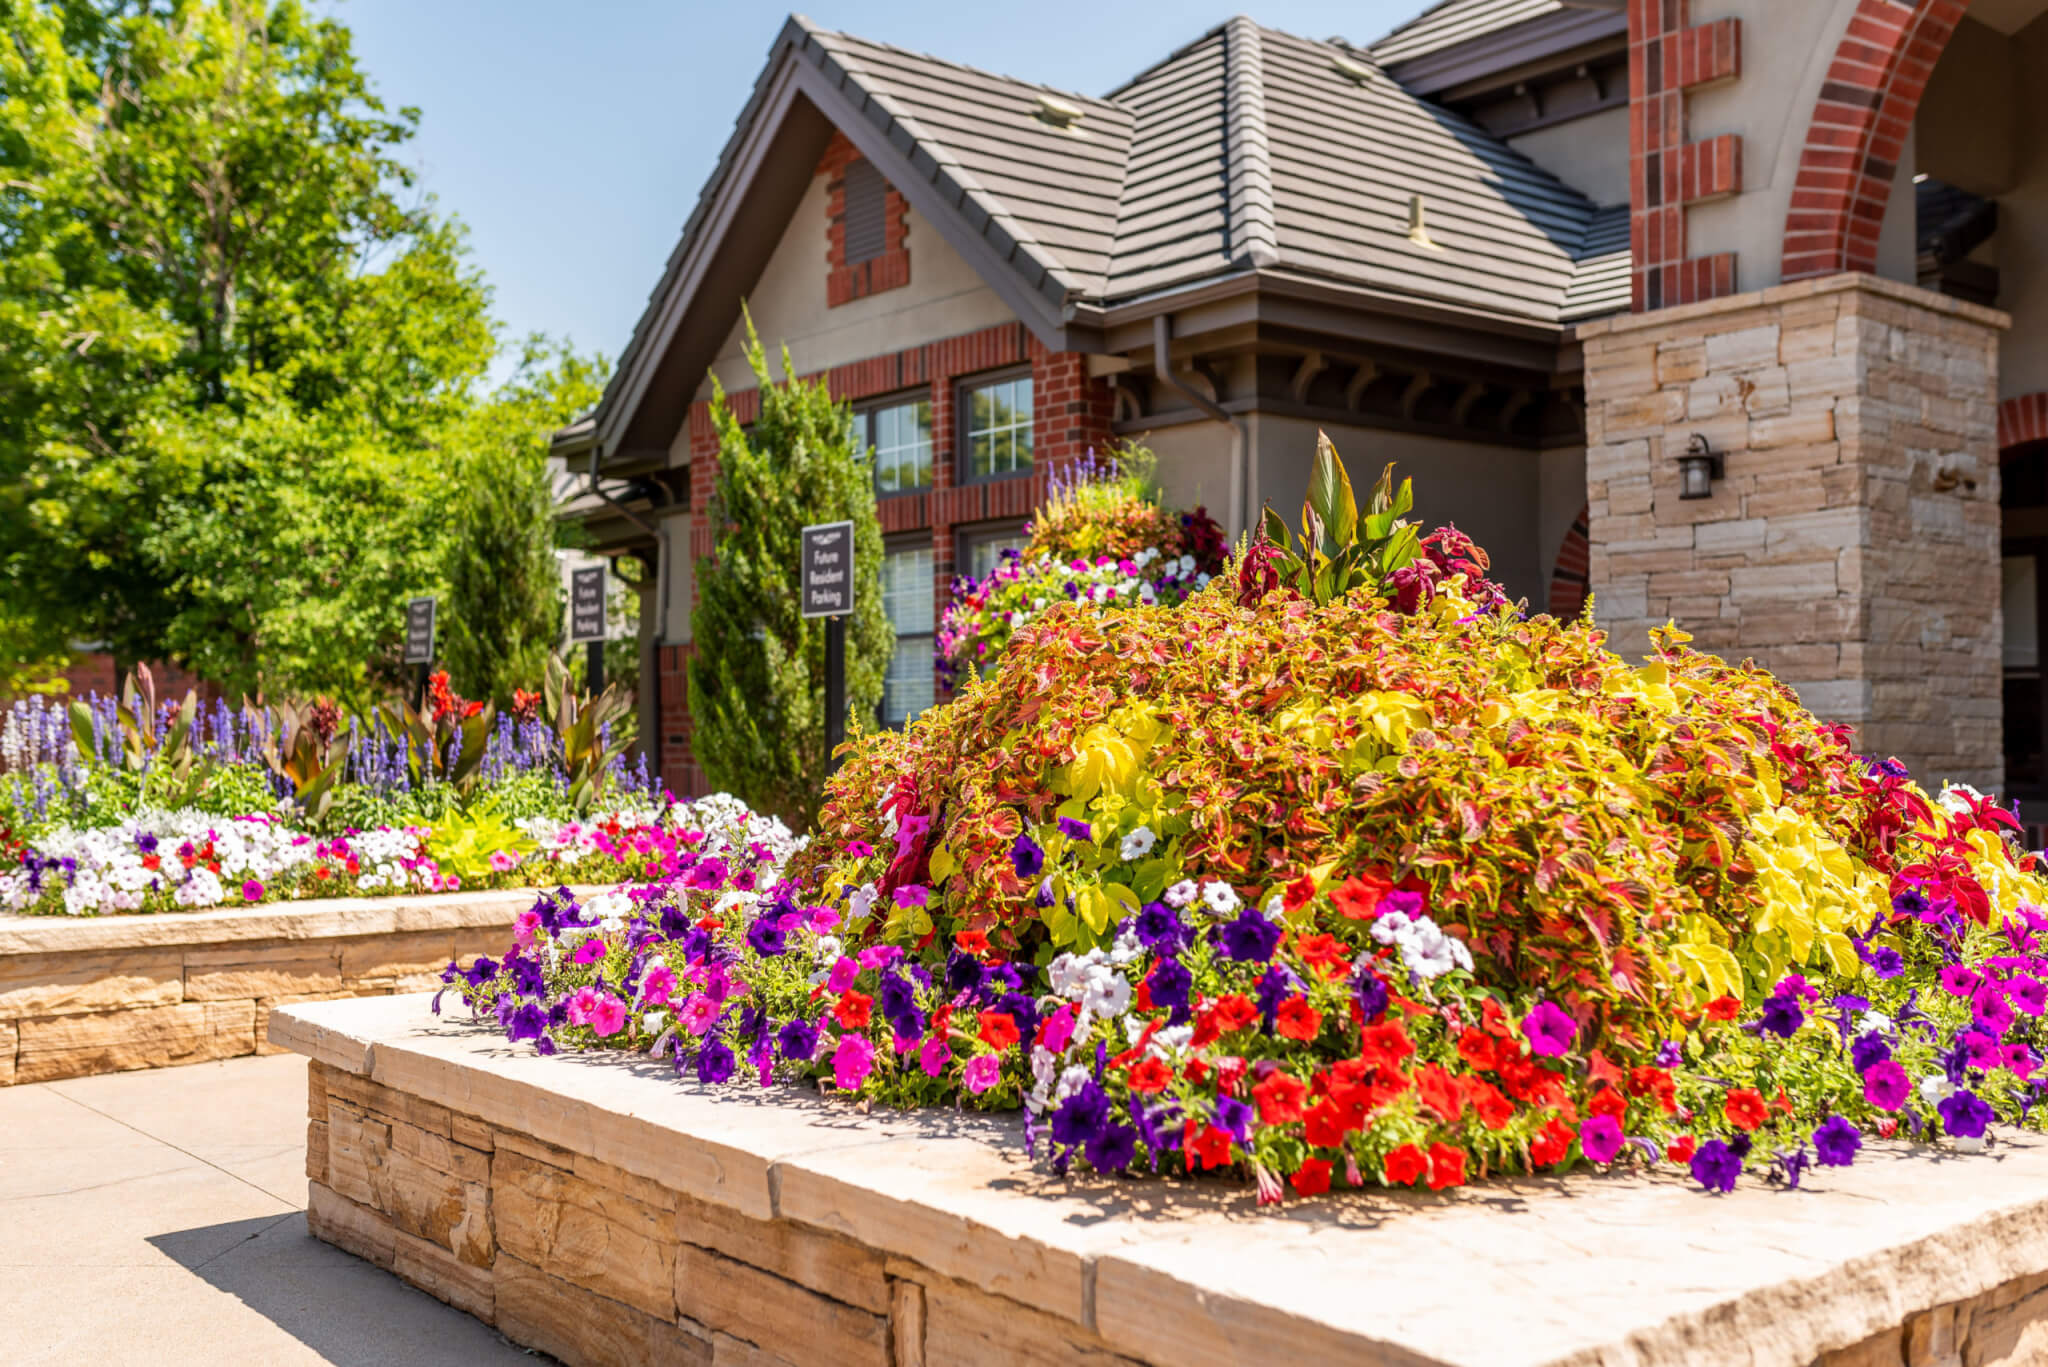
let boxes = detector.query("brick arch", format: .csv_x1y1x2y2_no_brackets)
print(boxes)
1782,0,1967,282
1548,505,1590,619
2001,393,2048,457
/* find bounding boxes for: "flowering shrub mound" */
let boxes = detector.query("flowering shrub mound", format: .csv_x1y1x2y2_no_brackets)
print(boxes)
457,444,2048,1200
935,449,1225,689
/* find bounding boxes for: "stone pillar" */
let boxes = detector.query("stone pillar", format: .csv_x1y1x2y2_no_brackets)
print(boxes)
1578,273,2008,790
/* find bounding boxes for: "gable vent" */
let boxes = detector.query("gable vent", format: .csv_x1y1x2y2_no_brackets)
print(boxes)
842,158,888,265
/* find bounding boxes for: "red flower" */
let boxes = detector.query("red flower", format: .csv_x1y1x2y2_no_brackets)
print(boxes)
510,689,542,723
1723,1088,1769,1131
1303,1098,1351,1147
1425,1143,1466,1190
1415,1064,1465,1122
1588,1086,1627,1120
1211,994,1259,1034
1529,1117,1576,1167
1185,1121,1235,1170
1215,1056,1248,1095
1182,1057,1210,1085
1456,1031,1500,1072
1253,1070,1308,1125
1283,874,1316,913
1358,1021,1415,1073
1628,1067,1678,1114
1275,998,1323,1042
1127,1057,1173,1094
1479,996,1515,1038
1332,871,1392,921
1294,933,1347,978
954,929,990,954
1705,995,1742,1022
1465,1077,1515,1131
1666,1135,1698,1164
833,991,873,1030
977,1010,1020,1051
1384,1143,1428,1186
1290,1158,1333,1197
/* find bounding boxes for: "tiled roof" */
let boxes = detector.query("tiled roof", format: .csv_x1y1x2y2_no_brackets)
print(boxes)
1562,203,1630,322
1368,0,1568,66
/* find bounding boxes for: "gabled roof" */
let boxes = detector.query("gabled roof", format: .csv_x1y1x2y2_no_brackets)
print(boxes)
590,11,1625,462
1369,0,1568,64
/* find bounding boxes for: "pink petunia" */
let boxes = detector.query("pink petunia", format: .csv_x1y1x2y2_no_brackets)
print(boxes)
587,993,627,1037
918,1037,951,1077
963,1055,1002,1095
831,1034,875,1090
640,965,677,1007
511,909,542,949
826,956,860,994
678,994,720,1036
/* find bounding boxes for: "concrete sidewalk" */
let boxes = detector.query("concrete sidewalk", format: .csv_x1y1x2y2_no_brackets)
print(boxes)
0,1052,545,1366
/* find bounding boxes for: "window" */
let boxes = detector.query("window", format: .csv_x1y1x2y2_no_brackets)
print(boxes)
854,397,933,494
960,524,1030,580
964,374,1033,480
842,158,888,265
880,542,935,725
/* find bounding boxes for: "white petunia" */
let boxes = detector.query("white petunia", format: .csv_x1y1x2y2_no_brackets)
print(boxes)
1119,826,1157,860
1200,880,1241,915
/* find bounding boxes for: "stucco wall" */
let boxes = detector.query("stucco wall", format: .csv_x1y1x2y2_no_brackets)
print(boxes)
1133,421,1239,534
1538,445,1589,605
1507,105,1630,208
1984,16,2048,398
694,175,1017,400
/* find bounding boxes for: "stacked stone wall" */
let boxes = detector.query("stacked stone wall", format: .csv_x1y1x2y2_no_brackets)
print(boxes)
1581,273,2007,789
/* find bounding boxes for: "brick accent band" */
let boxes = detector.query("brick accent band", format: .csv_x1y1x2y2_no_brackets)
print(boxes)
1782,0,1968,282
1629,0,1744,311
1548,505,1591,619
2001,393,2048,456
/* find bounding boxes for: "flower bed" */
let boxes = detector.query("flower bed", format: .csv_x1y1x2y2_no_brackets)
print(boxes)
276,992,2048,1367
441,446,2048,1207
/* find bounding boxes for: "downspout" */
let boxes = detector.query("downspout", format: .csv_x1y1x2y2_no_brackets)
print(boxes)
583,445,671,776
1152,314,1251,534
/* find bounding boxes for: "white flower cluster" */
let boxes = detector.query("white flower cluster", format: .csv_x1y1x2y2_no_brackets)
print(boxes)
675,792,807,868
1163,877,1241,916
0,810,319,916
1370,906,1474,980
1046,933,1143,1024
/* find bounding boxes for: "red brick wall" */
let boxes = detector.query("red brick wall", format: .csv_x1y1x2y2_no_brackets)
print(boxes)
1782,0,1966,282
41,654,215,704
819,132,912,308
1629,2,1742,310
657,321,1114,795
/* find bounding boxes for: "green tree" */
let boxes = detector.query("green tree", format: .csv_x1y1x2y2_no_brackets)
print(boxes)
0,0,592,703
441,340,607,706
690,320,890,826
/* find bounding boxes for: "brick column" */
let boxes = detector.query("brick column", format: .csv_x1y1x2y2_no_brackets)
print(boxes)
1579,273,2008,789
1628,1,1742,310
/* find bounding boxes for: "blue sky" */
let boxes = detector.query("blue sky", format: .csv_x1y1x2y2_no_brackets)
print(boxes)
325,1,1422,379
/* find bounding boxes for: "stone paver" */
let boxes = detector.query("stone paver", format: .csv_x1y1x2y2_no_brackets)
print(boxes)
0,1051,546,1366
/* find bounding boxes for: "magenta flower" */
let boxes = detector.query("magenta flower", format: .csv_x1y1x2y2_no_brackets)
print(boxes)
963,1055,1002,1095
2009,976,2047,1017
1579,1115,1623,1164
640,965,677,1008
831,1034,875,1090
1522,1001,1577,1057
1862,1059,1910,1111
512,909,542,948
588,993,627,1037
918,1037,950,1077
893,884,930,909
1940,964,1982,999
826,956,860,993
572,937,607,966
241,879,263,902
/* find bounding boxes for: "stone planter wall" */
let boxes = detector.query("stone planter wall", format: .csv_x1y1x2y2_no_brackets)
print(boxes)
0,888,538,1086
279,995,2048,1367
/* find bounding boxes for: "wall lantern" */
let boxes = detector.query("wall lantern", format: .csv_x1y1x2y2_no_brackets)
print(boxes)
1677,433,1723,500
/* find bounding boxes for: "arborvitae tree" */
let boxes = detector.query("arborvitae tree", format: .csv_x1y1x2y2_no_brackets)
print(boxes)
689,318,890,826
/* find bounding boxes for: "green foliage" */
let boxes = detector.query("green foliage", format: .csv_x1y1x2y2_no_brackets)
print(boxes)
689,316,891,827
251,698,350,821
424,796,536,885
1255,435,1423,606
0,0,602,703
541,653,632,813
442,340,606,705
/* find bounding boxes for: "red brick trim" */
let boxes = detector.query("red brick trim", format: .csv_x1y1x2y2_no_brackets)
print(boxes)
1781,0,1967,282
820,132,911,307
1629,2,1744,310
1548,505,1591,619
2000,393,2048,456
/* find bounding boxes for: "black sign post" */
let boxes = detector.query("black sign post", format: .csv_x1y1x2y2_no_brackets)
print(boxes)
402,596,436,710
567,565,608,694
800,522,855,769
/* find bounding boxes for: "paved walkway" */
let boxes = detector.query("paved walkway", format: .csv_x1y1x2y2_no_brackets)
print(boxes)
0,1052,543,1365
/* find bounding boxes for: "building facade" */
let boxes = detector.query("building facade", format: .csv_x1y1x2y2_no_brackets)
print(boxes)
563,0,2048,815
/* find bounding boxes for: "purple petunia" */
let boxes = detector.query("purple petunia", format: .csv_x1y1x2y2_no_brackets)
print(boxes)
1216,907,1283,963
1011,833,1044,878
1813,1116,1862,1167
1938,1089,1995,1140
1690,1139,1743,1194
1756,991,1805,1039
1058,816,1092,841
1522,1000,1577,1058
1940,963,1983,999
1865,945,1906,979
2010,976,2047,1018
1850,1031,1892,1075
696,1034,737,1085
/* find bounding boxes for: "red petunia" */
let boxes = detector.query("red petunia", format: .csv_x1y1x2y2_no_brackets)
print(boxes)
1628,1066,1678,1114
1465,1077,1515,1131
1184,1121,1235,1170
1723,1088,1769,1131
1303,1098,1351,1148
1253,1070,1309,1125
1127,1056,1173,1094
1529,1117,1576,1167
1705,995,1743,1022
1414,1064,1465,1122
1587,1085,1627,1120
954,929,990,954
1331,871,1393,920
1456,1030,1500,1072
977,1010,1020,1051
1290,1158,1333,1197
832,991,872,1030
1384,1143,1428,1186
1294,932,1347,978
1276,997,1324,1041
1666,1135,1698,1164
1283,873,1317,913
1211,994,1259,1033
1426,1143,1466,1191
1358,1020,1415,1073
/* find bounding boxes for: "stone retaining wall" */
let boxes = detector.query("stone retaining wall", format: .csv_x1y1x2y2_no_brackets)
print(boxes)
0,888,538,1086
278,995,2048,1367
